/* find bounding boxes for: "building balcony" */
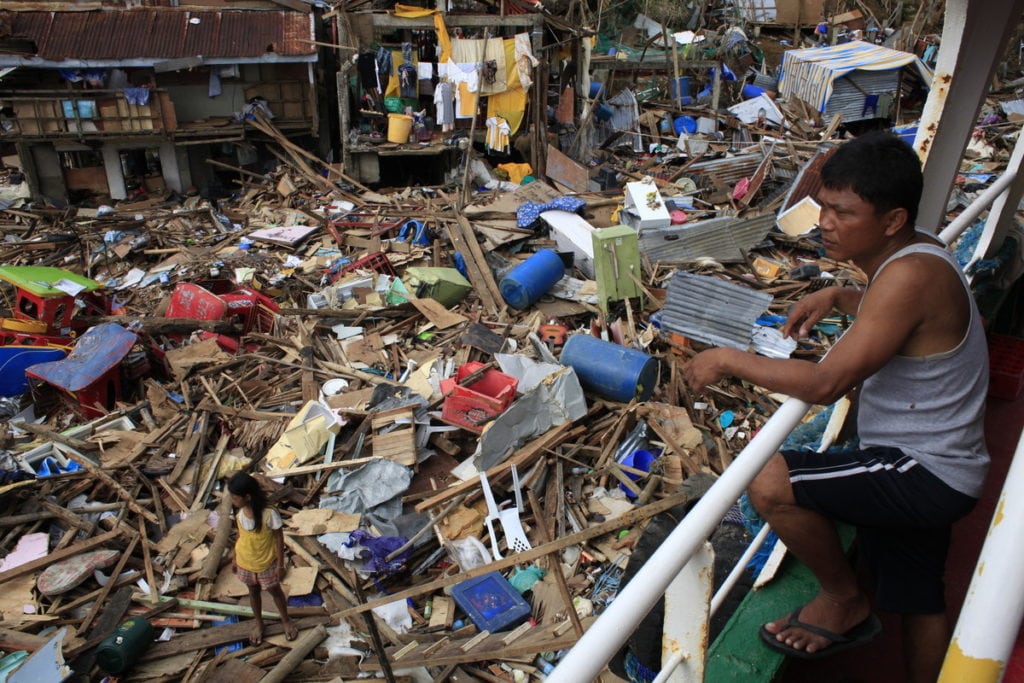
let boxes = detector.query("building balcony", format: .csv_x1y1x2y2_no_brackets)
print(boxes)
1,83,314,142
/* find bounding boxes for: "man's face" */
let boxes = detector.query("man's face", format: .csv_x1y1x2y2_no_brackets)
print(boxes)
815,185,893,262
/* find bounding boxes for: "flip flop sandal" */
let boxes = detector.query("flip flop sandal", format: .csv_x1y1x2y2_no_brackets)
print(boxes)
759,606,883,660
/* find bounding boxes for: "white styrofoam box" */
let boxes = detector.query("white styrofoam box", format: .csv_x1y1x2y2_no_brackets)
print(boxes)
623,178,671,231
540,210,597,278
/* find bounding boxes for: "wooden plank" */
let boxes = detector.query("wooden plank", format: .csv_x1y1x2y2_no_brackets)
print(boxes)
0,628,48,652
205,658,266,683
362,621,582,670
544,144,592,192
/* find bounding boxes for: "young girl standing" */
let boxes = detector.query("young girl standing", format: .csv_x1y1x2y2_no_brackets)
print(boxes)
227,471,299,643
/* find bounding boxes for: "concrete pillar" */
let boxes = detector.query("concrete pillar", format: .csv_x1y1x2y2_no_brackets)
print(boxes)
30,144,67,206
14,142,41,201
175,145,192,193
101,143,126,200
915,0,1024,232
157,142,185,194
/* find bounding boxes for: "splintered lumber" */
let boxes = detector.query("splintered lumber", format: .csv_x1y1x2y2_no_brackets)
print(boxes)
414,422,574,513
15,421,98,452
139,616,330,661
60,451,160,525
527,489,584,638
448,215,505,316
341,486,695,619
199,491,234,583
0,528,121,585
259,624,328,683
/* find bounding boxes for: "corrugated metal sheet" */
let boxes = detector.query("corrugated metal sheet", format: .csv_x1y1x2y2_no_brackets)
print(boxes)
778,42,930,113
6,9,314,60
825,69,898,122
686,151,765,186
660,271,774,350
639,213,775,263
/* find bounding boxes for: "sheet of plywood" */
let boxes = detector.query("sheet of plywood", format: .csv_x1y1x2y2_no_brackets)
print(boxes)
544,144,591,193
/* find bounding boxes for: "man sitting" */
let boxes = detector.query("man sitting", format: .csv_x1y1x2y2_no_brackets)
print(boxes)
683,131,989,682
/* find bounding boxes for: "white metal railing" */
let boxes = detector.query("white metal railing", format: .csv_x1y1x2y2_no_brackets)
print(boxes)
547,398,811,682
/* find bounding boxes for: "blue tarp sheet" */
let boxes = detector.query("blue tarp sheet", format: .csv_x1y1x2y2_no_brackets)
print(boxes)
778,41,932,113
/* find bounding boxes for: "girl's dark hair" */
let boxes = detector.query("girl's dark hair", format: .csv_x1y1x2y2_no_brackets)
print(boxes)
228,471,267,532
821,130,923,227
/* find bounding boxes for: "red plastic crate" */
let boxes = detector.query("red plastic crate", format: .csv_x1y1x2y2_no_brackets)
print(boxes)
440,362,518,433
988,333,1024,400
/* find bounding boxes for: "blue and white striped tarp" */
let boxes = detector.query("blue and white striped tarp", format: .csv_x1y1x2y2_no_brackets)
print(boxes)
778,41,932,113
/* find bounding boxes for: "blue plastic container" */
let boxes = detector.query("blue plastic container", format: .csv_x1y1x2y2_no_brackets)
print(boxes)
668,76,691,100
674,115,697,135
619,449,660,498
560,334,659,402
589,81,605,99
499,250,565,310
742,84,766,99
451,572,532,632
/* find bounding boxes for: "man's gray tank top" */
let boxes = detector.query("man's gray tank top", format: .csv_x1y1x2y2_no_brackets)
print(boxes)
856,242,990,498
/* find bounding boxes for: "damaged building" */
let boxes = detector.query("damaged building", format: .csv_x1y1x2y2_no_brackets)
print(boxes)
0,4,324,203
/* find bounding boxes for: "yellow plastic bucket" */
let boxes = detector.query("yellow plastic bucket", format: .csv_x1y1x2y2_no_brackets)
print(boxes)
387,114,413,143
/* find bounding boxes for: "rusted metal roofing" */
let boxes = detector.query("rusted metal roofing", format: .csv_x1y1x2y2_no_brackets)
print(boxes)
2,9,314,60
781,146,837,211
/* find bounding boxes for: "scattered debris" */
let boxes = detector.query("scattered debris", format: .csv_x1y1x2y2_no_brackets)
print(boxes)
0,1,1021,681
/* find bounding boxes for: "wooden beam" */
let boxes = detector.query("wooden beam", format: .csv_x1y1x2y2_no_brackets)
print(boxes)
341,486,697,619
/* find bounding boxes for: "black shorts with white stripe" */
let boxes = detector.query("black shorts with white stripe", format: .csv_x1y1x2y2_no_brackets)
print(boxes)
781,446,977,614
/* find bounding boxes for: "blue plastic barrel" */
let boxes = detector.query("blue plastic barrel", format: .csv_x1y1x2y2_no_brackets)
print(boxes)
560,334,659,402
499,250,565,310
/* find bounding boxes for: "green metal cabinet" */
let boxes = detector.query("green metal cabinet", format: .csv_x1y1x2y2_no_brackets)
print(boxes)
592,225,643,313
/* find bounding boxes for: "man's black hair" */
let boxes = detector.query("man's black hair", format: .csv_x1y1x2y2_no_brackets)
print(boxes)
820,130,923,227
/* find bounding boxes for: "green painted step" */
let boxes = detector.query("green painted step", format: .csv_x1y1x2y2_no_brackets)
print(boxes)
705,525,856,683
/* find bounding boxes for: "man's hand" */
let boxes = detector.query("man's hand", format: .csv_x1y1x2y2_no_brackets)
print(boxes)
781,288,838,340
682,348,732,391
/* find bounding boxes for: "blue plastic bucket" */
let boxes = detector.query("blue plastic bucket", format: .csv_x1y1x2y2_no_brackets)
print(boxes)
560,334,659,402
589,81,605,99
668,77,691,100
499,249,565,310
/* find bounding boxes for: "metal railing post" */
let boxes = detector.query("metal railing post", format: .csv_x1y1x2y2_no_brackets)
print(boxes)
658,540,714,681
546,398,810,682
939,428,1024,682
